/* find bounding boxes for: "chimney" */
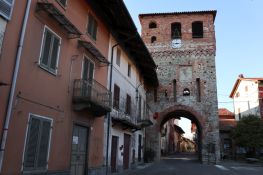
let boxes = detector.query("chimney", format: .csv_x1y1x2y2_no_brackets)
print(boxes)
238,74,244,78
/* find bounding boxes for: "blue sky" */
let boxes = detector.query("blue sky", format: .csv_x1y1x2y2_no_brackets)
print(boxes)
124,0,263,112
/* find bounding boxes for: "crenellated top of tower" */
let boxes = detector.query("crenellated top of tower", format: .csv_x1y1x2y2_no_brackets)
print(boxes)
139,10,217,53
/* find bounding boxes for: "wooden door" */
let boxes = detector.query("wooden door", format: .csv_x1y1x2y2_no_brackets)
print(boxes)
71,125,88,175
111,136,118,173
123,134,131,169
138,134,142,162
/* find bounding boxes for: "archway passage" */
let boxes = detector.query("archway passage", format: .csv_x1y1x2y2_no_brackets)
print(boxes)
145,105,220,164
159,109,203,161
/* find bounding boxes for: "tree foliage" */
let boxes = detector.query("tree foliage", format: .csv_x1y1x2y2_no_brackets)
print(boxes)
232,115,263,149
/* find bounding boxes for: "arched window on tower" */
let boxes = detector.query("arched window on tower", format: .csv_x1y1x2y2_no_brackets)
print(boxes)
151,36,157,43
192,21,203,38
149,22,157,29
171,22,181,39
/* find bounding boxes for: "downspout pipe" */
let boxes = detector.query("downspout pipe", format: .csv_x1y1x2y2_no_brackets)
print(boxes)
0,0,32,172
105,34,138,175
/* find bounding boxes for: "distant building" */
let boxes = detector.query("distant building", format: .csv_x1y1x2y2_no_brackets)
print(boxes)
160,119,184,155
230,74,263,120
218,108,236,159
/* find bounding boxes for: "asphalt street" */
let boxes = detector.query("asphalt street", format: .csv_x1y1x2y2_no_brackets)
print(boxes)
116,153,263,175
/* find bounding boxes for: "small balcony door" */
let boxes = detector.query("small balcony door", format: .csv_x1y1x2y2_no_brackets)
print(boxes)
82,57,94,98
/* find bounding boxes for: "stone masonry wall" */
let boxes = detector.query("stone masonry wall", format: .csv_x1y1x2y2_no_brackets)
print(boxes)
140,12,220,163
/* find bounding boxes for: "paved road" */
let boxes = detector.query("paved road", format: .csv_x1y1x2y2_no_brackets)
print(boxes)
117,153,263,175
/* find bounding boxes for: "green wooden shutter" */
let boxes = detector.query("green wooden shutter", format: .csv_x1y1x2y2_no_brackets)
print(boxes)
24,116,52,170
24,118,41,169
37,120,51,168
0,0,14,20
50,36,60,72
58,0,67,6
41,29,52,68
82,58,88,81
92,19,97,40
88,61,94,80
87,15,93,36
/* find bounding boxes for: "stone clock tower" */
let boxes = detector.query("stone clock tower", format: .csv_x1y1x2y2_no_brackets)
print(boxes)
139,11,220,163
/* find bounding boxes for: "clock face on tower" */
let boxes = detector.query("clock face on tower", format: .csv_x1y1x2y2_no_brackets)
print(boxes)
171,39,182,48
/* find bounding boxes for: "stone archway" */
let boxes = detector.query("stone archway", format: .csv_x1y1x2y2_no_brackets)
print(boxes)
145,104,220,164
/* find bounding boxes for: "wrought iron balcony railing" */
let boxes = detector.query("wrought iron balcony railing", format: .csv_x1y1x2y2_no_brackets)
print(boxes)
73,79,111,116
111,97,140,131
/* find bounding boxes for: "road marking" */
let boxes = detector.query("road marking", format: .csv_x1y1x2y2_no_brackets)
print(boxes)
231,167,258,171
215,165,230,171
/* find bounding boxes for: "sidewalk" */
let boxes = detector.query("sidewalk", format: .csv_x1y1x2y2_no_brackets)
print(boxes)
219,159,263,167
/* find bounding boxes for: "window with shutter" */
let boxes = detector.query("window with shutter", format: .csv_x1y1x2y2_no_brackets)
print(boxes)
126,94,131,115
128,64,131,77
40,27,61,74
87,14,98,40
23,115,52,171
0,0,14,20
113,84,120,109
82,57,94,81
116,48,121,66
138,95,142,120
56,0,67,7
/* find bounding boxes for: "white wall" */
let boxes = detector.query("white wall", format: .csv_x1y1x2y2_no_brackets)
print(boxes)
106,35,147,171
233,80,260,120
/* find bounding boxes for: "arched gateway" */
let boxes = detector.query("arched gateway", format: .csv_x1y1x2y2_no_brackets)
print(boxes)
139,10,220,163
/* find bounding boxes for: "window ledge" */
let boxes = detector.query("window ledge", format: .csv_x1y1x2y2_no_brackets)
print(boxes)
38,64,58,76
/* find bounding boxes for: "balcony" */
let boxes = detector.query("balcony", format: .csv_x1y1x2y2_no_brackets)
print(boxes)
73,79,111,116
137,104,153,128
36,2,82,38
111,97,140,131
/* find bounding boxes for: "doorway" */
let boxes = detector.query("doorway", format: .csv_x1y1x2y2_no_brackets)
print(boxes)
111,136,118,173
123,134,131,169
71,125,89,175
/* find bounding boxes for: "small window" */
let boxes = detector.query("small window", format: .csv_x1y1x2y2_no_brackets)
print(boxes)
128,64,131,77
164,89,168,98
23,114,52,171
113,84,120,109
183,88,190,96
116,48,121,66
171,22,181,39
149,22,157,29
151,36,157,43
235,92,240,98
0,0,14,20
245,86,248,92
238,108,241,120
173,80,177,102
87,14,98,40
192,21,203,38
56,0,67,7
126,94,131,115
138,95,142,121
196,78,201,102
40,27,61,74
